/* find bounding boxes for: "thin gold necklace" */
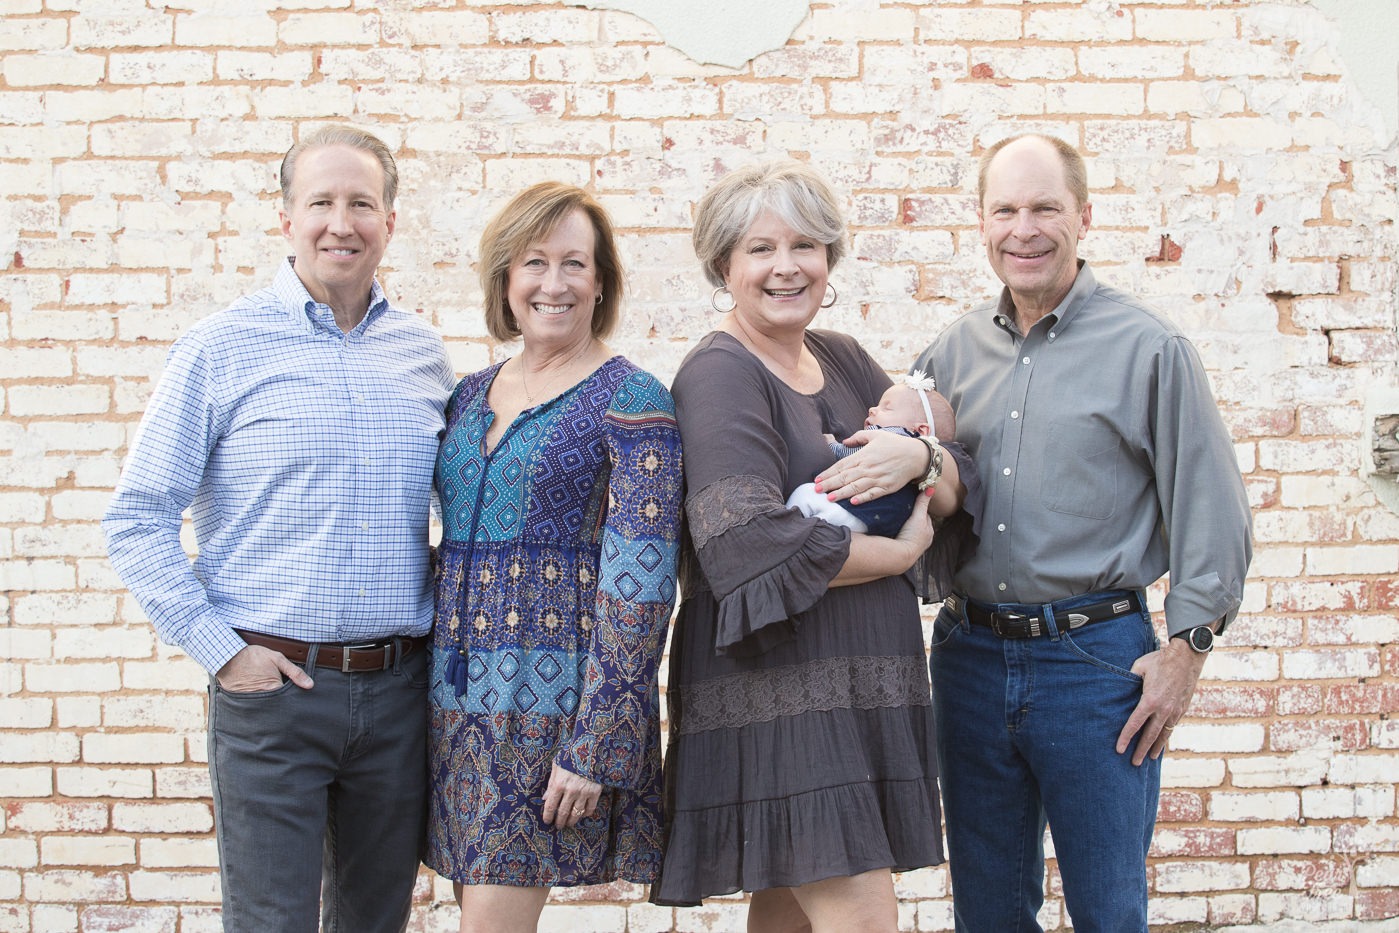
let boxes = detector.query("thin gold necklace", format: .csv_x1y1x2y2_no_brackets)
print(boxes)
520,341,597,404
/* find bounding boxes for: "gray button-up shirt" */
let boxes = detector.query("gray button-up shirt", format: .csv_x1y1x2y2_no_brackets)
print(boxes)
915,262,1252,637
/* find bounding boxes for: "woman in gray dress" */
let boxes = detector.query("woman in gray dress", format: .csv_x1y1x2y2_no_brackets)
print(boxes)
653,161,977,932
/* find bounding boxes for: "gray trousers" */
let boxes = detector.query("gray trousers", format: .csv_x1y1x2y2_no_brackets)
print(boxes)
207,644,429,932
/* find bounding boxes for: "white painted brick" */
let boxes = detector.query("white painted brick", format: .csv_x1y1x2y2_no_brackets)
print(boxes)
71,905,175,932
1160,756,1227,788
174,14,276,47
39,837,135,868
1026,8,1132,42
1302,785,1395,820
14,593,118,628
390,9,489,45
1147,895,1208,926
55,767,153,800
1191,40,1293,80
4,802,107,834
0,838,38,869
122,658,208,694
970,46,1074,81
70,11,172,48
0,628,52,661
0,17,67,51
1257,889,1353,922
108,51,212,85
125,870,220,904
137,837,217,870
1192,117,1292,150
153,768,211,800
1238,825,1332,857
1155,860,1250,892
1306,544,1399,576
1209,790,1300,822
215,50,313,83
53,628,152,662
102,696,204,732
1081,46,1186,80
918,8,1021,41
1228,751,1329,788
0,733,79,764
278,11,380,46
1327,753,1399,786
537,904,626,932
422,47,531,82
1280,648,1380,681
3,52,106,87
0,698,52,728
1168,723,1265,754
1046,83,1145,116
21,870,126,903
55,697,101,730
31,903,79,933
1356,854,1399,887
25,662,120,694
1136,9,1237,41
110,804,212,835
81,734,184,766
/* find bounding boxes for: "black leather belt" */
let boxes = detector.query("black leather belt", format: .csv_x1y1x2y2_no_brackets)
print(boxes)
235,630,428,673
946,592,1143,639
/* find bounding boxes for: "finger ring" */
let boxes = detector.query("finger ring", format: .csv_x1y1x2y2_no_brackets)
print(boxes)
1163,724,1175,731
572,806,585,815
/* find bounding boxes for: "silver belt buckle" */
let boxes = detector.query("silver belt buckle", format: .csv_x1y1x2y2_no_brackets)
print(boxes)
1065,612,1089,629
341,643,380,673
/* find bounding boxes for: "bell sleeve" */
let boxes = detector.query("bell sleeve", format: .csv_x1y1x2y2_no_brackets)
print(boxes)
553,371,684,790
673,343,852,658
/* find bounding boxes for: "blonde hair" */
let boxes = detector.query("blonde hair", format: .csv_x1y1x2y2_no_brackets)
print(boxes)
692,160,847,288
281,124,397,207
478,182,624,343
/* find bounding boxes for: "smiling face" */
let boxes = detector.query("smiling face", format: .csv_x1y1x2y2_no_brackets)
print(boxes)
279,144,395,322
505,208,600,353
723,209,829,340
979,136,1092,325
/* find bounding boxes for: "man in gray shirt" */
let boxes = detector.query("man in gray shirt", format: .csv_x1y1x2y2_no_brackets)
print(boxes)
819,133,1252,930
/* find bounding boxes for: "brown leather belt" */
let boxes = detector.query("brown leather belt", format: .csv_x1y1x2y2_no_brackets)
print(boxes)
235,630,428,673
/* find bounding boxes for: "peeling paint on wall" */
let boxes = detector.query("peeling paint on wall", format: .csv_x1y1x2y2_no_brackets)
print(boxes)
565,0,808,68
1309,0,1399,143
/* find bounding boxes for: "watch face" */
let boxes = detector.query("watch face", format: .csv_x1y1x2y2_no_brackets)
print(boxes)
1189,626,1214,652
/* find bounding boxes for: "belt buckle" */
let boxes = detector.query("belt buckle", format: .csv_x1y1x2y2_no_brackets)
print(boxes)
340,642,381,673
991,611,1042,638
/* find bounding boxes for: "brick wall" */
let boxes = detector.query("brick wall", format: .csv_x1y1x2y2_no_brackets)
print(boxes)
2,1,1396,930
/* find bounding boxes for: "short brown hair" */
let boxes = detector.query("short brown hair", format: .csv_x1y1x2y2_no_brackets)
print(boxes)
977,133,1088,209
281,124,398,207
478,182,623,343
692,160,847,288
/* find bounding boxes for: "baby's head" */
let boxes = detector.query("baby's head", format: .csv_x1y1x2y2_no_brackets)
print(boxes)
865,383,956,441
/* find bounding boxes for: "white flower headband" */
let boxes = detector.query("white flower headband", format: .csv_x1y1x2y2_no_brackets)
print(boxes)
902,369,938,438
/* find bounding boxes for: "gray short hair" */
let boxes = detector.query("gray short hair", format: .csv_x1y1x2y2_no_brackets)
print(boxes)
280,124,398,207
978,133,1088,210
692,160,847,288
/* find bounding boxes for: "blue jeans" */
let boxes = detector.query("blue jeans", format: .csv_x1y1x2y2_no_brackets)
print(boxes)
930,592,1161,933
208,643,429,933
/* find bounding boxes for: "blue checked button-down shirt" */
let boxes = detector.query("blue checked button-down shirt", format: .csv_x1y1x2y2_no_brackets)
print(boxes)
104,259,457,674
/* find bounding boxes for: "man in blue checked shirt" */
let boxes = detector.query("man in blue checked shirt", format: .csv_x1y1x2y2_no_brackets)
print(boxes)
104,125,455,932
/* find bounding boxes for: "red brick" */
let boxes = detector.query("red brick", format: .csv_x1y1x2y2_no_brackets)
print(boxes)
1270,719,1369,752
1157,791,1204,822
1149,827,1236,858
1357,887,1399,921
1278,685,1323,715
1191,685,1274,718
1325,684,1399,715
1253,856,1352,890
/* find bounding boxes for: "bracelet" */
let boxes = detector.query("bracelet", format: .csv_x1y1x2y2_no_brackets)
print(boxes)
917,436,943,491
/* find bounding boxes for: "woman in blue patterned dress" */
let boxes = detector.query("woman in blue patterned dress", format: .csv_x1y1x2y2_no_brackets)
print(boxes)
425,182,684,932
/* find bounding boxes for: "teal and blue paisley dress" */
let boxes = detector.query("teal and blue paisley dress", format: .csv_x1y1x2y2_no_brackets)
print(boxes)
425,356,683,887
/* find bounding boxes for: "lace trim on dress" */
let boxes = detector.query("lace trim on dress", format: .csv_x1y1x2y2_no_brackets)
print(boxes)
687,474,784,551
668,655,931,735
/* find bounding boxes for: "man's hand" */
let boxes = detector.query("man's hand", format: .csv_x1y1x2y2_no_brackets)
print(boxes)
215,645,315,693
541,761,602,829
1116,635,1210,766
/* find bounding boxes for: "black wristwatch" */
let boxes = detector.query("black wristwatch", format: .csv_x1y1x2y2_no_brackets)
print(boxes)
1173,625,1215,654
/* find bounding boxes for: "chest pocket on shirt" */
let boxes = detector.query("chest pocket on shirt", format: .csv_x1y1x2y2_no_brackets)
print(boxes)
1041,420,1120,521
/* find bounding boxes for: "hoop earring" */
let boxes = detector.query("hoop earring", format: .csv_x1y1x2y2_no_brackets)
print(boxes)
595,293,603,306
711,286,736,313
821,284,838,309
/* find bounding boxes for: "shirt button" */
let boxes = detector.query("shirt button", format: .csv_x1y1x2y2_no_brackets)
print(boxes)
1022,357,1031,365
359,588,366,597
997,523,1006,532
361,521,369,530
998,582,1007,591
1048,332,1056,340
1002,467,1011,476
1010,410,1020,419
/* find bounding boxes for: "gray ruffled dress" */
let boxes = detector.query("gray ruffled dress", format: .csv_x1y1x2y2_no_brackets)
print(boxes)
653,329,978,906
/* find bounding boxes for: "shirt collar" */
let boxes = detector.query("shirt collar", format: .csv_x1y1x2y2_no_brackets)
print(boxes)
991,260,1097,339
272,257,389,335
